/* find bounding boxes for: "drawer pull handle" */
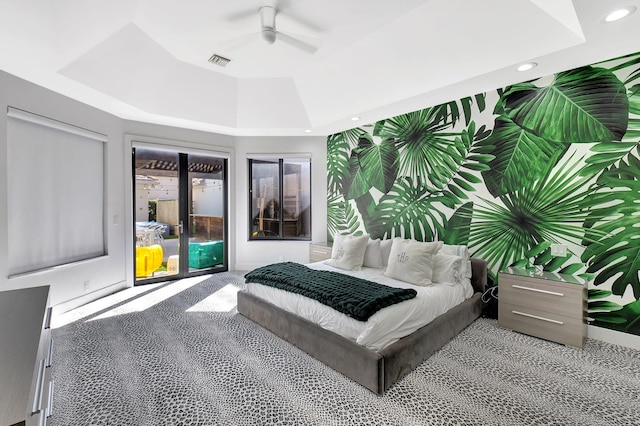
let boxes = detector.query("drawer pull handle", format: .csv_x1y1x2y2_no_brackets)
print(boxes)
47,380,55,417
47,339,54,367
32,358,46,414
44,306,52,329
37,409,46,426
512,284,563,297
512,310,564,325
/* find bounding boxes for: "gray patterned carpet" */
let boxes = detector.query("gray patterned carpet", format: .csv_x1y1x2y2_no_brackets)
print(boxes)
51,272,640,426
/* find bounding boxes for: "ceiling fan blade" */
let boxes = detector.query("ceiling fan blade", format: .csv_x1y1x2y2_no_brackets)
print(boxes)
276,32,318,54
224,8,259,22
278,12,324,35
218,32,260,53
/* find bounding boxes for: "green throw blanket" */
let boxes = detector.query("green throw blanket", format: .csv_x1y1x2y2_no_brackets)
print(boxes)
244,262,417,321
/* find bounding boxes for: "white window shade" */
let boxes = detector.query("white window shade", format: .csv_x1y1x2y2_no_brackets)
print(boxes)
6,108,106,276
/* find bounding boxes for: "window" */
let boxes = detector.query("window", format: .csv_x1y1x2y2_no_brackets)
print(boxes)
249,157,311,240
6,107,106,275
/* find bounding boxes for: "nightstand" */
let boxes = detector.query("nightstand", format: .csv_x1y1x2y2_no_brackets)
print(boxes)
498,267,587,348
309,242,332,263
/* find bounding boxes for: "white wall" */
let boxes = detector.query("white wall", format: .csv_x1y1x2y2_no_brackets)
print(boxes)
0,71,327,313
0,71,127,309
233,136,327,271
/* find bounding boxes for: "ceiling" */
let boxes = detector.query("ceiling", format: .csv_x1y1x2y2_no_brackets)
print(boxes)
1,0,640,136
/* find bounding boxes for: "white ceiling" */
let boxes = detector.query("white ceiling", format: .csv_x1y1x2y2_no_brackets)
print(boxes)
1,0,640,136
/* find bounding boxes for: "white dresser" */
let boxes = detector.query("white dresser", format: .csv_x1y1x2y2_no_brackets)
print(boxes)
498,268,587,348
0,286,53,426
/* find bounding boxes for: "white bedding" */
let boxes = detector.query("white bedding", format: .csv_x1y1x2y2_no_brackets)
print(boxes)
245,261,474,351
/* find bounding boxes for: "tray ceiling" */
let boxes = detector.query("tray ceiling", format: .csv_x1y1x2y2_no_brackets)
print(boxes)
1,0,639,136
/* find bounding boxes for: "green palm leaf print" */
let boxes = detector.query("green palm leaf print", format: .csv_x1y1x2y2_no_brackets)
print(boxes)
327,129,362,195
469,154,596,271
326,194,360,239
478,116,567,197
443,202,473,245
581,145,640,298
368,177,446,241
374,106,465,189
500,66,629,143
589,299,640,334
342,134,399,200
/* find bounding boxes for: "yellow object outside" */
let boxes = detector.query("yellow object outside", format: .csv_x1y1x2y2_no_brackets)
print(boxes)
136,244,163,277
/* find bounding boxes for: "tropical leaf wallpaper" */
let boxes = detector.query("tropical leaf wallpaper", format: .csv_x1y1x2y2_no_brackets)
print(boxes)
326,52,640,337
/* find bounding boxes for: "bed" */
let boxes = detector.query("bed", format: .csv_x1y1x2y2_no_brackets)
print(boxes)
237,237,488,394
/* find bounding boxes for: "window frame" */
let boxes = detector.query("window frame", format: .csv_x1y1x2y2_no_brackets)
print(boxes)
248,157,311,241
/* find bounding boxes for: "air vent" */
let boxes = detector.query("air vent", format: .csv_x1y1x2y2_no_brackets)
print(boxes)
209,54,231,67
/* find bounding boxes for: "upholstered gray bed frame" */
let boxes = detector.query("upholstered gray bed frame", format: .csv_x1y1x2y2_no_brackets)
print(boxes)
237,258,488,394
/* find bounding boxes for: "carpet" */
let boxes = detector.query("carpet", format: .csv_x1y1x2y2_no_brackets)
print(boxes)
51,272,640,426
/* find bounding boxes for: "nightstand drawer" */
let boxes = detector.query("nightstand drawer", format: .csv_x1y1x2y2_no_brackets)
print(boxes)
499,276,583,317
499,302,585,347
309,243,332,262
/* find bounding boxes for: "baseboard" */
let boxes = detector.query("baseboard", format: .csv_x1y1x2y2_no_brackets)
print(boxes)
52,281,129,316
588,325,640,350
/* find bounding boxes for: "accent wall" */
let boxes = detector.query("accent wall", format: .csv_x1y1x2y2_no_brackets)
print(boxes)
326,52,640,338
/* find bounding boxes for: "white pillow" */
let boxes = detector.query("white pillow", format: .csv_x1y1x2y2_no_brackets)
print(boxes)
432,254,464,285
362,239,383,269
380,239,393,266
384,238,443,286
325,234,369,271
439,244,472,279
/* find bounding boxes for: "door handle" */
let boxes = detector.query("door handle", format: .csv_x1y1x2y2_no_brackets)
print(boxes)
176,221,184,234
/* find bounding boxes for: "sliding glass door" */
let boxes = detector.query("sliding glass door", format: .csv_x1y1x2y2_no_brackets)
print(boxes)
133,147,227,284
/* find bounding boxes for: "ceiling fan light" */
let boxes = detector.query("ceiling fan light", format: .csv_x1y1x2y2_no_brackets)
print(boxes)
262,28,276,44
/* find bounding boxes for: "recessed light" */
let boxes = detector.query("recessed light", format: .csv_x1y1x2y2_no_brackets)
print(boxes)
516,62,537,72
351,116,360,121
304,129,311,133
604,6,636,22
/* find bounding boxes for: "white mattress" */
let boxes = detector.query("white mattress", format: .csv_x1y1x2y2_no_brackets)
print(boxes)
245,262,474,351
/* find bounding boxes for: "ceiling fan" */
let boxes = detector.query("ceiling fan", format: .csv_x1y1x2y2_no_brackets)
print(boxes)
222,5,320,54
259,6,279,44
